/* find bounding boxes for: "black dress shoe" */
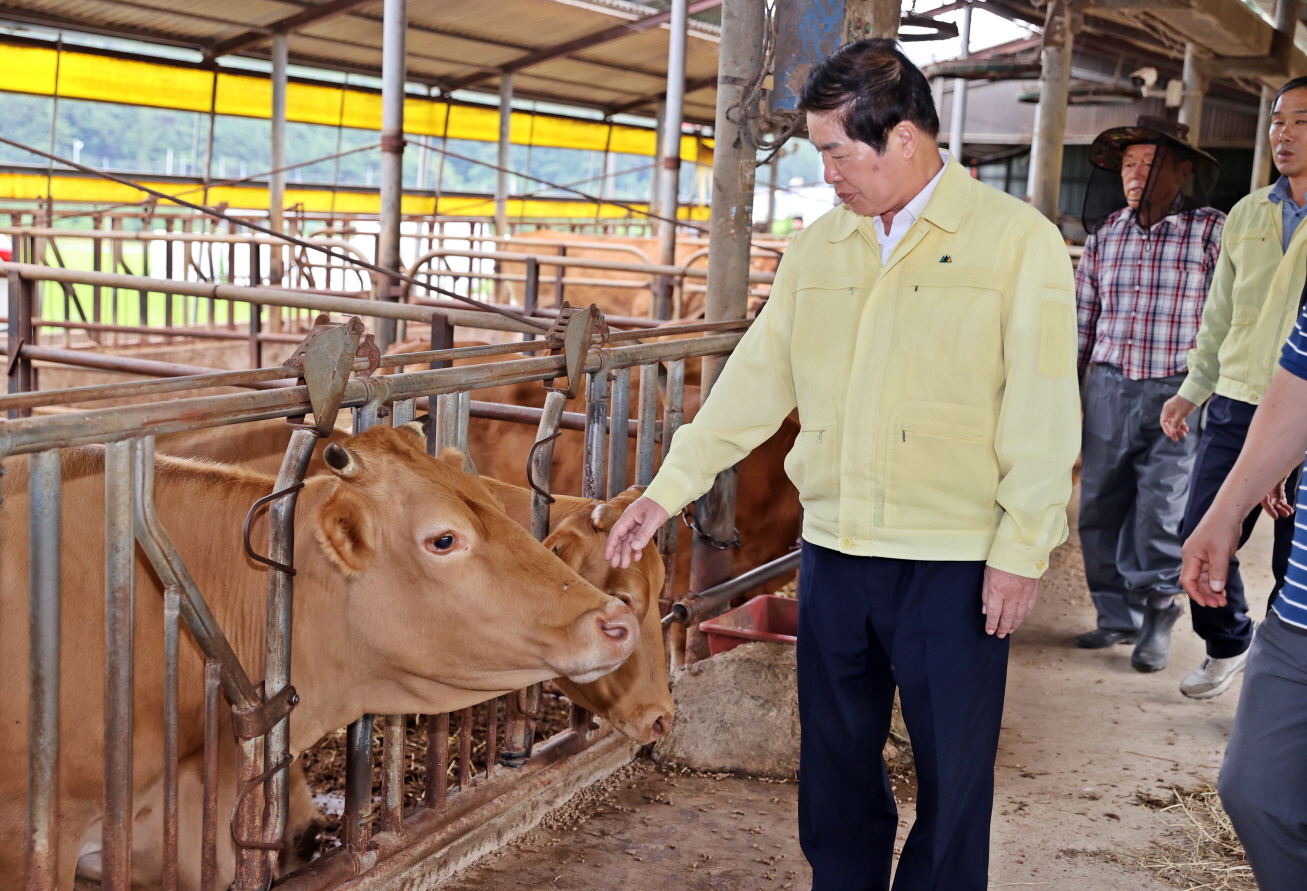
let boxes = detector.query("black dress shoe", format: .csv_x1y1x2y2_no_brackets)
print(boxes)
1132,602,1182,672
1074,628,1136,648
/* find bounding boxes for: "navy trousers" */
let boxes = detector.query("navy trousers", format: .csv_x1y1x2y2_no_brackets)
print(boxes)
1180,396,1300,658
797,542,1009,891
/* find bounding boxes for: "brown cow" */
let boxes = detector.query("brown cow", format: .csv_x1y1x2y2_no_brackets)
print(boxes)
0,425,637,888
475,470,673,744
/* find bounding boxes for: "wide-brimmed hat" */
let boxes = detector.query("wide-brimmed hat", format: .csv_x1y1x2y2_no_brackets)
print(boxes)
1088,114,1220,179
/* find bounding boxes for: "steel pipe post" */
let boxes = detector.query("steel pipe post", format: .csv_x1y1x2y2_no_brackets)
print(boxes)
948,2,972,163
1252,85,1274,192
606,367,631,498
8,270,34,419
343,715,376,853
26,448,61,891
494,73,514,303
583,372,610,500
658,359,686,668
377,0,408,350
654,0,689,319
381,715,406,833
1027,0,1079,222
269,33,288,288
529,389,567,542
102,439,136,891
162,582,181,891
635,364,659,486
263,427,318,859
1178,43,1206,146
683,0,763,662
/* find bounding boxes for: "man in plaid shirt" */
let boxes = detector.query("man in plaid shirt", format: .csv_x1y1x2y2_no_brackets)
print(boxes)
1074,116,1224,672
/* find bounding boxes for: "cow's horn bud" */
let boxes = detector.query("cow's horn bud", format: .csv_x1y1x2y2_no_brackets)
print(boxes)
324,443,362,478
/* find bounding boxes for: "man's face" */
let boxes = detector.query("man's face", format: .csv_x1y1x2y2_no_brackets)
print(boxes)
1271,87,1307,178
1120,143,1190,222
808,110,914,218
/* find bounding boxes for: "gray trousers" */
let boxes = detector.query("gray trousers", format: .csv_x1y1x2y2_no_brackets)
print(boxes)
1218,612,1307,891
1079,364,1198,632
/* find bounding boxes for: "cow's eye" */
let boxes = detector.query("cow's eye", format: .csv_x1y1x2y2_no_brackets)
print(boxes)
428,533,457,552
614,592,633,608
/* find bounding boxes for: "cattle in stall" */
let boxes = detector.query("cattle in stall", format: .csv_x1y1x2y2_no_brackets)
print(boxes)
75,447,672,891
0,425,638,889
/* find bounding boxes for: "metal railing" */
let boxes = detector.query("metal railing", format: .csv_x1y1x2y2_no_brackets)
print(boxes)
1,262,792,890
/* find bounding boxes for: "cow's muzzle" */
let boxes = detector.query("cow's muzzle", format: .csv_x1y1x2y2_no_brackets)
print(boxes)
559,599,640,684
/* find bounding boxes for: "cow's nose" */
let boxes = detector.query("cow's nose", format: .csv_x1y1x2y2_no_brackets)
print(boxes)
597,604,637,643
649,713,672,741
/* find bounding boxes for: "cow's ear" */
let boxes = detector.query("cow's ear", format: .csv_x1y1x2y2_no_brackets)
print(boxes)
438,447,466,469
396,421,425,443
314,490,374,575
590,501,623,533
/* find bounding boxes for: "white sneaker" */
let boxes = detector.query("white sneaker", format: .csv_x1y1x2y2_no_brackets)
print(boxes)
1180,651,1249,700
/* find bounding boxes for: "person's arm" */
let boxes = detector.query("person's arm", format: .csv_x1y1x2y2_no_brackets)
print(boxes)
1172,220,1238,407
980,222,1082,635
606,254,800,567
1075,231,1101,380
1181,366,1307,606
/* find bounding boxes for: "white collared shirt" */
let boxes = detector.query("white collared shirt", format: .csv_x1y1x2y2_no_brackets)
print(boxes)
871,149,952,266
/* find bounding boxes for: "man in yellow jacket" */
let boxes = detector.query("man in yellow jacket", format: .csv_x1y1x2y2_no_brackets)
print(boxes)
605,41,1080,891
1160,76,1307,700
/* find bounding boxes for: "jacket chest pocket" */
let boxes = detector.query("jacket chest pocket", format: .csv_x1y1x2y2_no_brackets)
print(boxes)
896,269,1004,391
782,401,841,524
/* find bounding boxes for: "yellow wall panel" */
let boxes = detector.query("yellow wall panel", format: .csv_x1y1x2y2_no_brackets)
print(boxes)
0,44,60,97
60,53,215,112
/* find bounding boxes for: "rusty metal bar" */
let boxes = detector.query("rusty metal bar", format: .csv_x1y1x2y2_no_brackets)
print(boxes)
132,439,261,709
8,268,34,419
381,715,406,833
458,708,473,790
5,343,297,389
26,448,60,891
0,334,744,456
664,549,801,628
4,264,437,324
28,317,302,343
392,396,417,427
102,439,136,891
425,713,449,810
262,427,318,858
529,390,567,541
343,715,376,853
635,364,659,486
162,584,181,891
659,359,686,669
607,366,631,498
485,699,498,780
582,372,609,501
201,660,220,891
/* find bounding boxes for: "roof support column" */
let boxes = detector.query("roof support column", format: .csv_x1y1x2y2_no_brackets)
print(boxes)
682,0,764,665
494,73,513,303
654,0,689,320
948,1,972,163
1027,0,1079,223
1253,84,1274,191
1178,43,1206,146
269,31,288,292
376,0,406,350
648,97,667,223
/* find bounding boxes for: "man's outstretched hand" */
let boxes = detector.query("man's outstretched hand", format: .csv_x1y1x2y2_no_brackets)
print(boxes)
604,495,670,568
1180,510,1242,609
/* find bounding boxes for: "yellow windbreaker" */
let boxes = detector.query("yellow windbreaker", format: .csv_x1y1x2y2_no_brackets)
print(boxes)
643,160,1081,579
1178,186,1307,407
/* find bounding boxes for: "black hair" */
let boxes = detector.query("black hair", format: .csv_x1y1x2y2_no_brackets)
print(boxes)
1274,76,1307,108
797,38,940,153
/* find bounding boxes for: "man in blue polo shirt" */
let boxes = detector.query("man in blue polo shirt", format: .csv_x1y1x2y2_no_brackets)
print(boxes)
1180,301,1307,890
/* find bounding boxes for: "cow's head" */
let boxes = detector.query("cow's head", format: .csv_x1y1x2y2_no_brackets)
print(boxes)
307,425,639,714
545,487,673,744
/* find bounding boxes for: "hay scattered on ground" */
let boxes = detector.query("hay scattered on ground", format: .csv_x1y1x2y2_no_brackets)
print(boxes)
1120,784,1256,891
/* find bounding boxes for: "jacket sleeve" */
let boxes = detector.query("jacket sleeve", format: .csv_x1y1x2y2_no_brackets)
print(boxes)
986,221,1081,579
642,256,799,516
1074,231,1101,379
1179,215,1236,405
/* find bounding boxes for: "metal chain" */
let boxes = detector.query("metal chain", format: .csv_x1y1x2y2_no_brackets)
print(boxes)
681,504,742,550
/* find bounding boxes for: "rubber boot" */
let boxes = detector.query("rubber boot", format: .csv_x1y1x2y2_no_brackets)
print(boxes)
1132,601,1181,673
